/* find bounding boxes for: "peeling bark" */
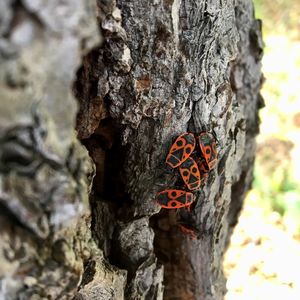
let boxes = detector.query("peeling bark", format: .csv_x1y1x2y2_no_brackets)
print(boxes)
0,0,263,299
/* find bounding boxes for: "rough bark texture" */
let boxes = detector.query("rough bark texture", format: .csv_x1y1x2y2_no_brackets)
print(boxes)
0,0,263,299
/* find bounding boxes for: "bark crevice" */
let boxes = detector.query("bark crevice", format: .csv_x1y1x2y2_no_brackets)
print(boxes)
0,0,262,299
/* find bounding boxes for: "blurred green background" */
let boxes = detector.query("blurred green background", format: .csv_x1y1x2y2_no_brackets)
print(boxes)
224,1,300,299
254,0,300,235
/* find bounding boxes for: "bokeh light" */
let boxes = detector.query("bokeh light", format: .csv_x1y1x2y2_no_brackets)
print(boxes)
224,0,300,299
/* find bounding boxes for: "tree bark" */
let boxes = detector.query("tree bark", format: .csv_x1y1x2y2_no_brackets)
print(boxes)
0,0,263,299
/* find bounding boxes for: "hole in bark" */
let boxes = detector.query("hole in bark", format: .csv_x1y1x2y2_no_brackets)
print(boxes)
73,47,132,270
78,259,96,288
80,118,129,203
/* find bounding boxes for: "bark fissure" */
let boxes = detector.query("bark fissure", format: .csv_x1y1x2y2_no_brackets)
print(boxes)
0,0,262,299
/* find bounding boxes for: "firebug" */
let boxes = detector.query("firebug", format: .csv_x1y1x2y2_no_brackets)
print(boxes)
197,132,218,170
156,189,194,209
165,133,196,168
196,156,209,184
178,156,201,190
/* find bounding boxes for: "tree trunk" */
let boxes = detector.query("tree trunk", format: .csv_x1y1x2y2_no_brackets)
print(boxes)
0,0,263,299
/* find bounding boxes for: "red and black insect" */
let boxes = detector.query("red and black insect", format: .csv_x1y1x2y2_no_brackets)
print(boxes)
165,133,196,168
197,132,218,170
156,189,194,209
196,156,210,184
178,156,201,190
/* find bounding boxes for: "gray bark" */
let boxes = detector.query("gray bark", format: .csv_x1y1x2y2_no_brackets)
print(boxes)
0,0,263,299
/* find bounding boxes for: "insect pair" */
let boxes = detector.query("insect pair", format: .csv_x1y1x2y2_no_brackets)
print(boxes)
156,131,218,210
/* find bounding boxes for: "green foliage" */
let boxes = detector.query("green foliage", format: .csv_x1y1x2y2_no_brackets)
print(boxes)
253,154,300,233
253,0,263,20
